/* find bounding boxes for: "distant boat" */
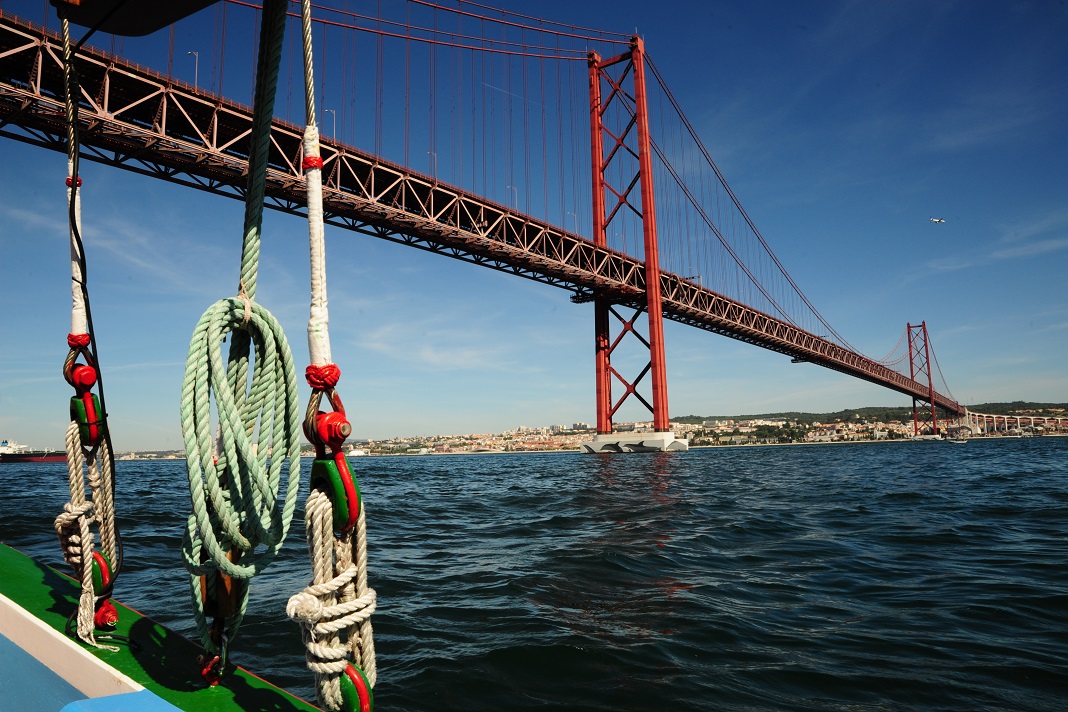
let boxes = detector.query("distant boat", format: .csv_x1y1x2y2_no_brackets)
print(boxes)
947,437,968,444
0,439,66,463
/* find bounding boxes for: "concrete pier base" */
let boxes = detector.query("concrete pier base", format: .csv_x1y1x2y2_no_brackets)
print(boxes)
579,432,689,453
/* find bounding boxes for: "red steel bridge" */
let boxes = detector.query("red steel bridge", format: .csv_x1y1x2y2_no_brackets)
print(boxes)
0,5,963,447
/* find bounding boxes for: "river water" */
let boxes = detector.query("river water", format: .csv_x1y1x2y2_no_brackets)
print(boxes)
2,438,1065,711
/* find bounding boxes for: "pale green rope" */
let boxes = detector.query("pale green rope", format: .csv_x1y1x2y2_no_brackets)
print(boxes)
179,0,300,655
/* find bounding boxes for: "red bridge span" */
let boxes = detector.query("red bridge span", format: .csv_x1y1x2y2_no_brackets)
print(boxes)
0,9,963,449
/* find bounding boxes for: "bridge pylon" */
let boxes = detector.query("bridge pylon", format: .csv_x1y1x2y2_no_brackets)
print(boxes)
580,37,686,454
907,321,940,437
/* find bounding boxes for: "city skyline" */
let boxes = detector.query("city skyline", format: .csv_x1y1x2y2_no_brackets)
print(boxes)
2,1,1067,450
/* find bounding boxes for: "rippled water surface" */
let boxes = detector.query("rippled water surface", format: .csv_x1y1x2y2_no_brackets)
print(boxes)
2,438,1065,711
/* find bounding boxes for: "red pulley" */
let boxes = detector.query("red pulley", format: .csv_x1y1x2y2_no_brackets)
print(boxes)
70,364,98,393
315,411,351,452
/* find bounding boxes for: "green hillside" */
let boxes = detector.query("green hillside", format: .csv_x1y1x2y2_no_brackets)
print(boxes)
674,402,1068,425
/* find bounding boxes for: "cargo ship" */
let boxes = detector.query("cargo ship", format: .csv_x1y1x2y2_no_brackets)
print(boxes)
0,439,66,463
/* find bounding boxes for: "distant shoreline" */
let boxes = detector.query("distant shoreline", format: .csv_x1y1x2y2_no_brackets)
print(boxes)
87,432,1067,461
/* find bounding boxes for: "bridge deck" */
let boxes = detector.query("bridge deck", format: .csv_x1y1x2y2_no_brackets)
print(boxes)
0,11,962,415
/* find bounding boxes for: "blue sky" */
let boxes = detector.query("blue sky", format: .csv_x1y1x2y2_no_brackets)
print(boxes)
2,0,1066,450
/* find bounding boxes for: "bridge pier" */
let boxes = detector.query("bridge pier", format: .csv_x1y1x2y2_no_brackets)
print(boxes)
907,322,940,436
584,37,687,454
580,431,688,454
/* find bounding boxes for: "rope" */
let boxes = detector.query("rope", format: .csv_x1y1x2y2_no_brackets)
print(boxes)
55,422,118,652
53,12,121,652
287,1,377,708
299,0,331,376
179,0,301,668
288,491,377,709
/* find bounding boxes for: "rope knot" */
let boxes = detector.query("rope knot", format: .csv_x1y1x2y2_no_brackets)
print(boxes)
305,363,341,390
237,281,253,328
286,591,325,625
68,332,91,349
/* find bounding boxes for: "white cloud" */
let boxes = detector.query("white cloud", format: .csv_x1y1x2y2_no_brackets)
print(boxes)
923,107,1044,153
997,208,1068,243
920,207,1068,276
925,255,976,273
992,238,1068,260
358,320,515,373
0,204,69,234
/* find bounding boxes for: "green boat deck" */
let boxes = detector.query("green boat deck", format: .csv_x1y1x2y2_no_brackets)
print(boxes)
0,542,320,712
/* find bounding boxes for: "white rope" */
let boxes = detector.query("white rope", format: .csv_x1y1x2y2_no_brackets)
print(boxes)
305,124,332,367
301,0,331,369
55,421,118,651
67,159,87,336
289,1,376,707
287,490,376,710
56,12,119,655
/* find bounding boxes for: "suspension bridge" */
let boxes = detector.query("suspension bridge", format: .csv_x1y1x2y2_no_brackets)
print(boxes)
0,3,965,451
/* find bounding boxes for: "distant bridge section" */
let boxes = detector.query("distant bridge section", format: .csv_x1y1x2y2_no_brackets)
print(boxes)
0,11,963,417
963,411,1067,434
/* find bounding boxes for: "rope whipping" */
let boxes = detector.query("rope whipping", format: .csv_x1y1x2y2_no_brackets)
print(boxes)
179,0,301,684
286,1,376,709
53,10,122,652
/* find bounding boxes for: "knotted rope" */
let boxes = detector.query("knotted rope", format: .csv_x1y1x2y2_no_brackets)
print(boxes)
54,13,121,651
286,1,376,708
55,420,118,651
179,0,301,679
288,491,377,710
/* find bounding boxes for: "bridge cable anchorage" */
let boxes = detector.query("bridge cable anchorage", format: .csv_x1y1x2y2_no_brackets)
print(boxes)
285,1,376,710
178,0,302,685
52,8,123,653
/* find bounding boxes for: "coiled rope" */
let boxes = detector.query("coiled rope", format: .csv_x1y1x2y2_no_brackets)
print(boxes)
53,11,122,652
286,1,377,708
178,0,301,681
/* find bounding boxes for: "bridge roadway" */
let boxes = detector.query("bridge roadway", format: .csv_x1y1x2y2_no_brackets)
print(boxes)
0,11,963,417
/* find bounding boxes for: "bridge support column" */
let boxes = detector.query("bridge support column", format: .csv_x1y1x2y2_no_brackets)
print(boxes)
907,321,939,437
581,38,686,454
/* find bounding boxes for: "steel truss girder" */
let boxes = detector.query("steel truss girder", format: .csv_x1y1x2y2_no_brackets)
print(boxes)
0,12,963,417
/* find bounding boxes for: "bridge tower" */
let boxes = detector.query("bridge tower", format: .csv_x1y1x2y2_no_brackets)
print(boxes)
581,37,686,453
907,321,939,437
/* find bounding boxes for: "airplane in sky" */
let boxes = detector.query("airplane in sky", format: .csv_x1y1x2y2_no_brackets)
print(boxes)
930,217,946,223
